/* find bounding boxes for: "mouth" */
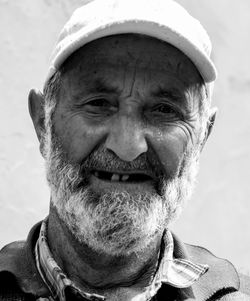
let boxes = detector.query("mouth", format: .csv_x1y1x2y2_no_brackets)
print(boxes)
91,170,153,183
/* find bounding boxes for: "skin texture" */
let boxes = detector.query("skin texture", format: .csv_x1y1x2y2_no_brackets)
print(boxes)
29,34,216,300
54,35,203,179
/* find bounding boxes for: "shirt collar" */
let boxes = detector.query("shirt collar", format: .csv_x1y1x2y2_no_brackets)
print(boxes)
35,219,208,301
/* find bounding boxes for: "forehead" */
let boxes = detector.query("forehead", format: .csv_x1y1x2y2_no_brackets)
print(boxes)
61,34,203,87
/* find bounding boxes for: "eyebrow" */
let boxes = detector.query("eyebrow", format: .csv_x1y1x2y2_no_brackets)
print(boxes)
152,86,183,102
71,77,121,103
85,78,121,95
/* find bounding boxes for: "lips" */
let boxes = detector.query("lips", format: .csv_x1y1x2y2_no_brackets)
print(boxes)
92,170,153,183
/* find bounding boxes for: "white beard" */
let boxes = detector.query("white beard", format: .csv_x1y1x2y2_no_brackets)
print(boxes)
44,124,199,256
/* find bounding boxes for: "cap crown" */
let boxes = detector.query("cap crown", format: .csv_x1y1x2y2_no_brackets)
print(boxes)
45,0,217,86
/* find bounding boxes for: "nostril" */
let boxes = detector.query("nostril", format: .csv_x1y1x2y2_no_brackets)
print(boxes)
105,139,148,162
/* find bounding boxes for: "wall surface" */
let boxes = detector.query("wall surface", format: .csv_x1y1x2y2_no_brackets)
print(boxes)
0,0,249,272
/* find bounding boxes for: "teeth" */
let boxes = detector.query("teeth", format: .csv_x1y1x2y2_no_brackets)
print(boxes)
111,173,120,181
121,175,130,181
93,171,130,182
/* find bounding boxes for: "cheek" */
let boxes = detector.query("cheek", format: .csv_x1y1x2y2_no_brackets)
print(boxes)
147,126,190,178
53,113,107,163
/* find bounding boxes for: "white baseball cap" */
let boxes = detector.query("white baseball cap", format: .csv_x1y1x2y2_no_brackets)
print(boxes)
45,0,217,87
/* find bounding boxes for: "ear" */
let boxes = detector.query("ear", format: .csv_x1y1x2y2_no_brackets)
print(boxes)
28,89,45,153
200,107,217,151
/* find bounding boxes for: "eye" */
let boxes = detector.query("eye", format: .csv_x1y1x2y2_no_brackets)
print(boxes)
86,98,111,107
153,103,177,115
82,97,118,116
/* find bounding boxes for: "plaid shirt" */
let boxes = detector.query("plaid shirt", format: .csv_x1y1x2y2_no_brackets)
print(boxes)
35,219,208,301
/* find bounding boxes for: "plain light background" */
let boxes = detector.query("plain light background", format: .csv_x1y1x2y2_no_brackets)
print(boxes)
0,0,249,271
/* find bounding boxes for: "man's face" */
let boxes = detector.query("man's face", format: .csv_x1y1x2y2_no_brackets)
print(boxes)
45,35,205,255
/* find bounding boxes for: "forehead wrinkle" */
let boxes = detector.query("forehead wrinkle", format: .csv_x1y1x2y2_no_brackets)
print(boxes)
70,77,122,100
126,58,140,98
120,59,156,101
176,58,202,85
60,35,203,107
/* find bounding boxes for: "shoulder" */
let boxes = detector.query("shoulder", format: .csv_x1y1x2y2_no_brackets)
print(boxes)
186,244,250,300
0,222,49,300
0,270,36,301
216,292,250,300
171,233,250,300
0,242,36,300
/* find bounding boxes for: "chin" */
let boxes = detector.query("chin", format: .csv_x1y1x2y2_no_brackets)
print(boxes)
52,187,170,256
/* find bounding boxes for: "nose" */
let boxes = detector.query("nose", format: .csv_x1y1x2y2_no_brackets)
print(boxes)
105,116,148,162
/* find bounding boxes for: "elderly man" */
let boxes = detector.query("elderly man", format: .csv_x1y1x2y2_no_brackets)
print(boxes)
0,0,249,300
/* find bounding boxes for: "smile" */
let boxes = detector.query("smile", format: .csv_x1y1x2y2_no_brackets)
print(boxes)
92,170,153,183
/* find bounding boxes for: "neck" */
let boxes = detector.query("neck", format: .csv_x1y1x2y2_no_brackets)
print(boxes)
47,206,163,292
